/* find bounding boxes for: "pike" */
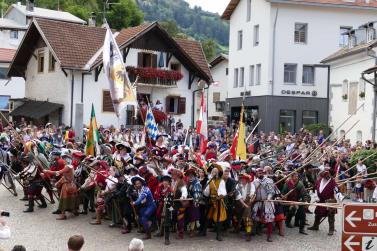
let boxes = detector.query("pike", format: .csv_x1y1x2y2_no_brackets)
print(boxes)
335,151,377,179
274,120,360,186
245,119,262,142
267,199,342,209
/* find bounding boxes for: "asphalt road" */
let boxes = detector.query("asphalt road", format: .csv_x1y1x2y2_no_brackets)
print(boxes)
0,186,342,251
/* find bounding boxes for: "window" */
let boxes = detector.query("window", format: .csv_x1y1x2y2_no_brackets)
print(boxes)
239,67,245,87
234,68,239,87
294,23,307,44
238,30,243,50
48,52,56,72
103,90,115,112
246,0,251,22
0,67,8,79
249,65,254,86
359,79,366,98
279,110,296,133
253,25,259,46
342,79,349,98
302,65,315,85
256,64,261,85
302,110,318,127
226,68,228,75
0,96,10,111
216,102,225,112
137,52,157,68
166,96,186,114
170,63,181,72
37,49,44,73
10,30,18,39
284,64,297,84
356,130,362,142
340,26,352,47
213,92,221,103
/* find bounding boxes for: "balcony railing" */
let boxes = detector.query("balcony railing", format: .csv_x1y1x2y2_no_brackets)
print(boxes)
126,66,183,87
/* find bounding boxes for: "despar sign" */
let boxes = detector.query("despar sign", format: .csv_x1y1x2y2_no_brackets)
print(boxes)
281,90,318,97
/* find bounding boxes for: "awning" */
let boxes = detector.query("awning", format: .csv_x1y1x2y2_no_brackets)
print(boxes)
10,100,63,119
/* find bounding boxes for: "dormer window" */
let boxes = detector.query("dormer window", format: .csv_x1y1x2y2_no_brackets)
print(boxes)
348,34,356,48
367,27,376,42
355,28,367,45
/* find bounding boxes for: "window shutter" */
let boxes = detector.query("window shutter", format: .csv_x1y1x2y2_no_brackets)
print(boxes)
166,96,171,113
300,31,305,43
137,52,143,67
213,92,220,103
294,31,299,42
152,54,157,68
103,90,114,112
178,97,186,114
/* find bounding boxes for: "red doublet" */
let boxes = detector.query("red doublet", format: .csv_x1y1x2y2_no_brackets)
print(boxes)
315,178,337,216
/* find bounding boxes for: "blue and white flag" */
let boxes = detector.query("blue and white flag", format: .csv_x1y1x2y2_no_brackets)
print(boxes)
146,106,159,141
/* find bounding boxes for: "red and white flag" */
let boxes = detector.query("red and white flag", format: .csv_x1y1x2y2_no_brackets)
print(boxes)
196,89,208,154
229,129,238,159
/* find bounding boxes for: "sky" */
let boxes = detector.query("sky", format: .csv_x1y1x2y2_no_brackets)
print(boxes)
185,0,230,15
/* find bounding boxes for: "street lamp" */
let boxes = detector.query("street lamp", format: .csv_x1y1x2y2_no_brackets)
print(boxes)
361,67,377,142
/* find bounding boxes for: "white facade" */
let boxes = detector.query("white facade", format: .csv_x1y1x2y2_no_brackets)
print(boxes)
23,47,202,128
227,0,377,99
208,55,228,126
327,51,376,144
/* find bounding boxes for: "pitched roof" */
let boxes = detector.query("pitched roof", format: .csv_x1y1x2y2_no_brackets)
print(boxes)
7,4,86,24
0,18,27,30
174,38,212,80
92,22,212,82
221,0,377,20
321,39,377,63
209,53,229,68
0,48,16,63
9,18,106,76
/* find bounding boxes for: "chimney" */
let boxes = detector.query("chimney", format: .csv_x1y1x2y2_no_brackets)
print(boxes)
88,12,96,27
26,0,34,12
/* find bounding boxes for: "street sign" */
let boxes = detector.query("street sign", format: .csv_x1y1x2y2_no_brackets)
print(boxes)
342,234,377,251
343,204,377,235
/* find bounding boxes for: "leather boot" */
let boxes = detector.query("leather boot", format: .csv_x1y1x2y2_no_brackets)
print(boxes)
216,223,223,241
23,199,34,213
90,213,102,225
308,215,321,231
164,227,170,245
143,228,152,240
38,196,47,208
328,215,335,236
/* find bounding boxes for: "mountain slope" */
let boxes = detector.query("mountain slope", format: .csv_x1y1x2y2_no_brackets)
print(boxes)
136,0,229,47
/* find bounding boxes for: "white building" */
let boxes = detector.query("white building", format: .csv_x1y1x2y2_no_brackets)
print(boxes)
208,54,228,127
222,0,377,133
7,19,212,132
0,1,86,122
322,21,377,144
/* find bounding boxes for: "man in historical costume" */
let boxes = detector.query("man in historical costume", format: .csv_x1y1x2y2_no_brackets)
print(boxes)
44,164,79,220
113,142,132,175
221,162,238,234
203,164,227,241
131,175,156,240
104,166,122,227
252,167,276,242
281,172,311,235
308,167,344,236
185,166,203,237
16,153,47,212
154,174,174,245
234,173,255,241
171,168,188,239
139,166,159,198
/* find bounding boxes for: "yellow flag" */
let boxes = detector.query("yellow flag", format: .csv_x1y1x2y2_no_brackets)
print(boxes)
236,105,247,160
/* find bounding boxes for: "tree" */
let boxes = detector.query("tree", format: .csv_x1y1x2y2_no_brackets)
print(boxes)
201,39,217,61
107,0,143,30
160,19,179,37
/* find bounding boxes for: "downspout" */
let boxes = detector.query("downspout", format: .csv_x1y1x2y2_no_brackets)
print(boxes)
70,70,74,127
81,73,84,103
271,7,279,96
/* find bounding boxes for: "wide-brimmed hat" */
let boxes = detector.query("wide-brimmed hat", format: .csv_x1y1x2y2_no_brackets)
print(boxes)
115,142,131,152
162,174,172,182
184,167,197,177
72,151,85,159
131,175,146,185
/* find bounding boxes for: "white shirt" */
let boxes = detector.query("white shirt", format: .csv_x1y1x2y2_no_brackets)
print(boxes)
105,176,118,192
236,182,256,201
203,179,227,197
356,164,367,176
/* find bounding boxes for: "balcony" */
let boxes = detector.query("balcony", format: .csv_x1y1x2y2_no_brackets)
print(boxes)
126,66,183,87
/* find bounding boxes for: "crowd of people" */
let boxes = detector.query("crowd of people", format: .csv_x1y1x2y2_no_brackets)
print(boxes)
0,118,377,247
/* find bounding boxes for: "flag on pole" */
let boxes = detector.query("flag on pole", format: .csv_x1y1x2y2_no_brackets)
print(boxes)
229,129,238,159
103,23,137,118
146,105,159,141
196,89,208,154
85,104,101,156
236,105,247,160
